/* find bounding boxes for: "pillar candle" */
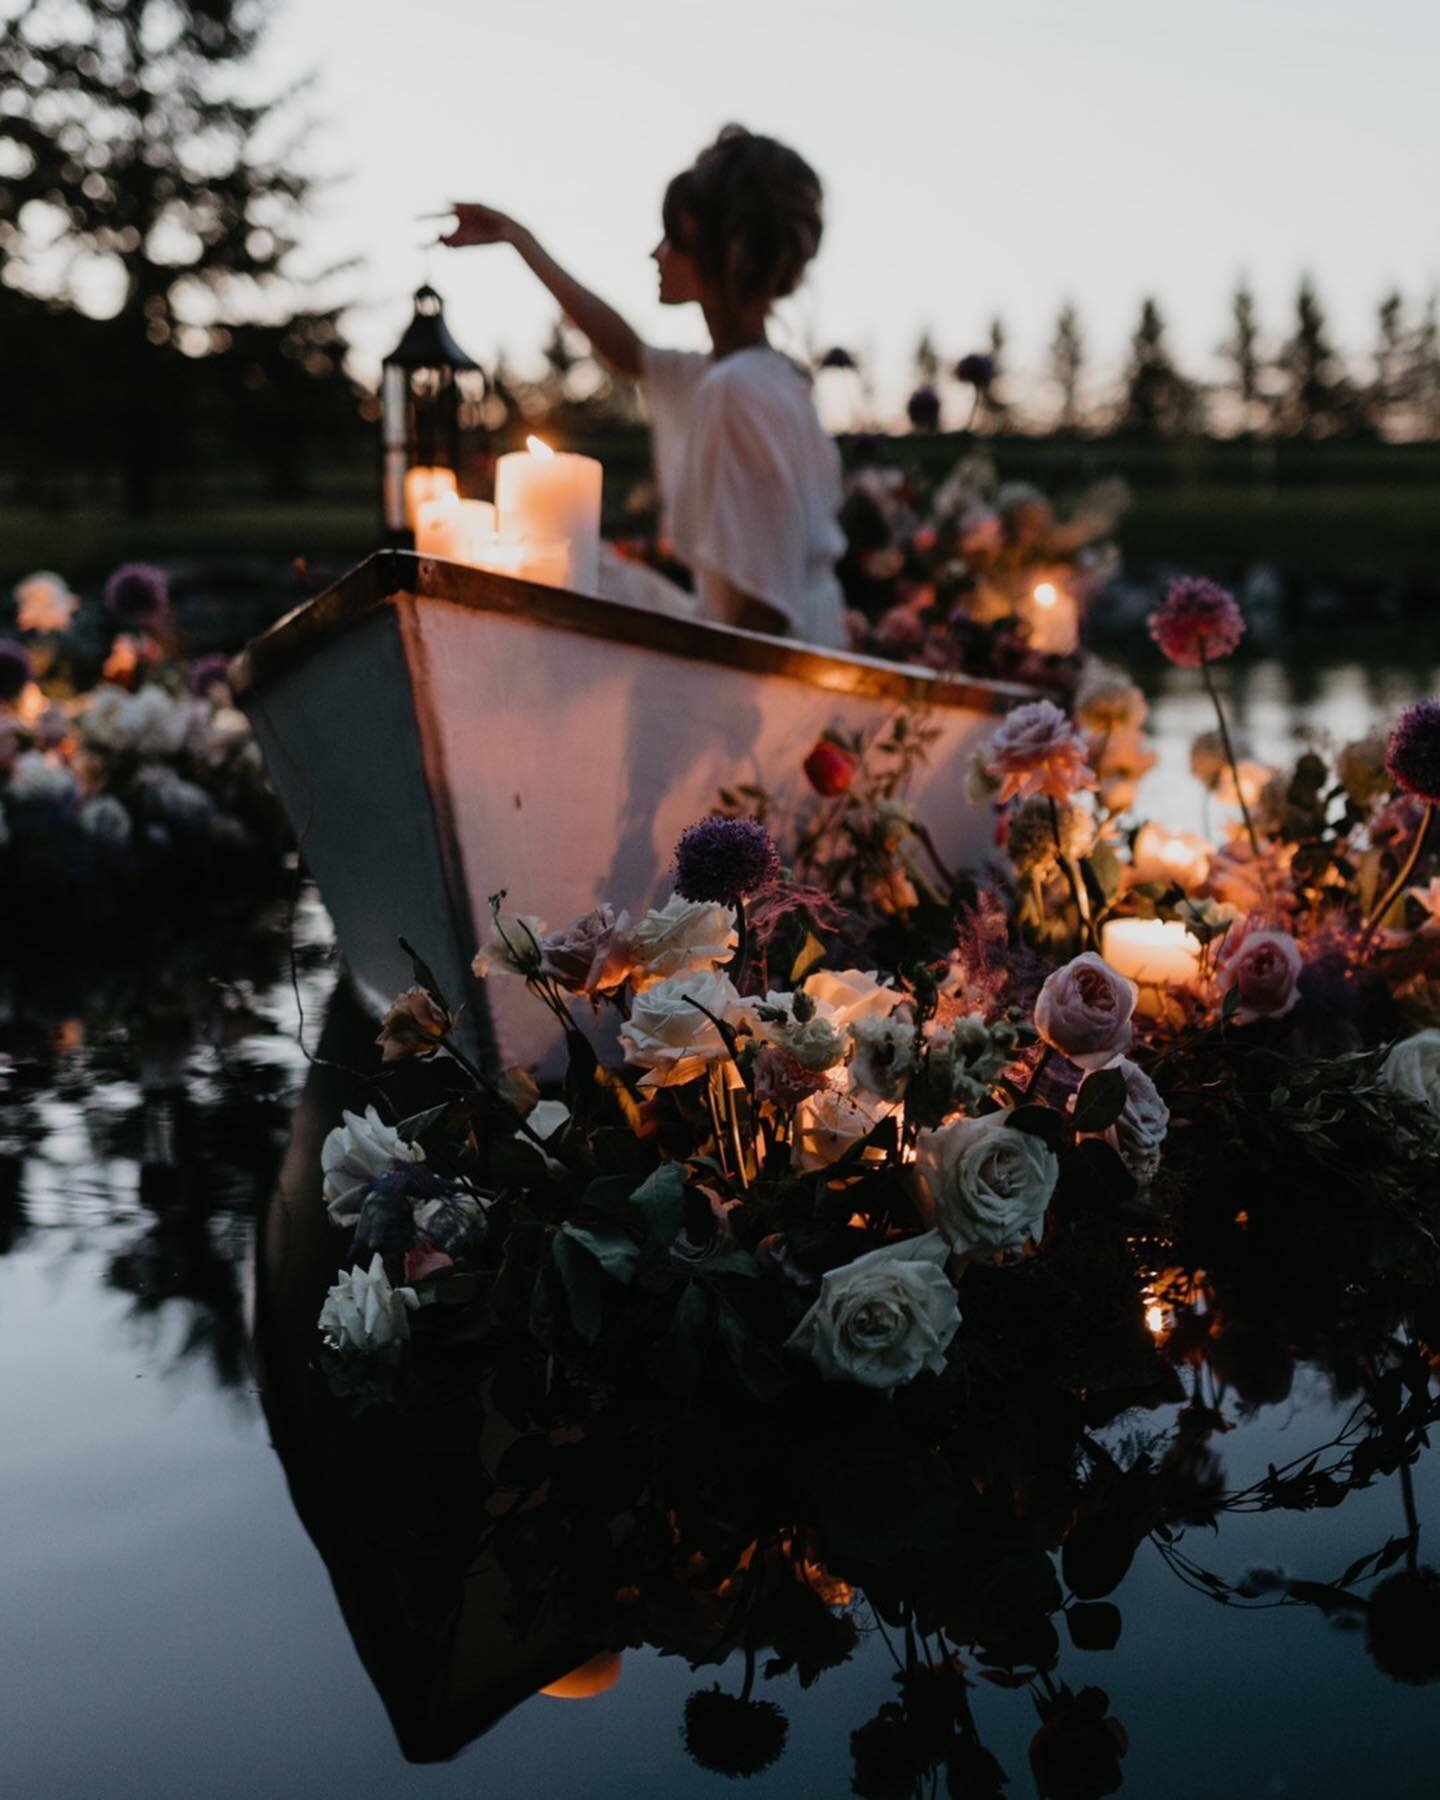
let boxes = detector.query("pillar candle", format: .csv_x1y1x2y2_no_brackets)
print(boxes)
1131,824,1212,891
494,436,603,594
1101,918,1203,989
404,464,459,531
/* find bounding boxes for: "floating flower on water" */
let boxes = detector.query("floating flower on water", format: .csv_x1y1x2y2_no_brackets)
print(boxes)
916,1112,1058,1255
14,571,77,634
629,894,736,985
317,1252,420,1356
103,562,170,629
1214,919,1302,1024
376,985,454,1062
1379,1028,1440,1120
786,1231,960,1389
0,639,33,705
673,816,780,904
986,699,1095,805
802,736,859,796
321,1105,425,1227
1034,952,1137,1070
1148,576,1245,667
1384,699,1440,805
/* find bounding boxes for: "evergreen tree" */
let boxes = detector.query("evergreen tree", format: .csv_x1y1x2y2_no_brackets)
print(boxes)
1048,301,1084,431
0,0,317,510
1218,279,1264,434
1272,276,1356,438
1118,297,1196,436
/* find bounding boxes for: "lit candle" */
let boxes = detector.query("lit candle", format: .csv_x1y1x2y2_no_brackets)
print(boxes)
415,494,497,564
469,535,572,589
1101,918,1203,990
403,464,458,531
494,435,603,593
1024,578,1079,655
1131,823,1212,891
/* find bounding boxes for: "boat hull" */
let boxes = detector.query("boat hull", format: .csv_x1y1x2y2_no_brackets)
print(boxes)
232,552,1031,1071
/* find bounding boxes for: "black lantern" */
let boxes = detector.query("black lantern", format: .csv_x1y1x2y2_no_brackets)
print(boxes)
380,284,486,543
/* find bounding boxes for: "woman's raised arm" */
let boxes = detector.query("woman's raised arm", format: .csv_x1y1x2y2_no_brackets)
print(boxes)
441,204,644,381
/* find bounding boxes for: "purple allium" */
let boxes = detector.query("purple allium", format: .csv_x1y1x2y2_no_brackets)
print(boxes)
905,385,942,433
674,816,780,904
954,351,996,389
187,652,232,698
0,638,33,704
104,562,170,629
1147,576,1245,668
1385,700,1440,805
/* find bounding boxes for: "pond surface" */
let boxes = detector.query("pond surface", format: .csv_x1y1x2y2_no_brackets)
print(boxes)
3,662,1440,1800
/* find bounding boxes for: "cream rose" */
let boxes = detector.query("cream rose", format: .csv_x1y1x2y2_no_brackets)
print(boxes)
787,1231,960,1389
1380,1029,1440,1120
317,1252,420,1355
629,894,737,986
1215,923,1302,1025
618,968,746,1087
321,1105,424,1226
916,1112,1058,1254
793,1078,901,1172
1035,952,1137,1070
803,967,905,1029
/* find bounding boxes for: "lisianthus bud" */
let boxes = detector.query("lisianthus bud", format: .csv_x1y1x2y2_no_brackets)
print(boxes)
376,986,454,1062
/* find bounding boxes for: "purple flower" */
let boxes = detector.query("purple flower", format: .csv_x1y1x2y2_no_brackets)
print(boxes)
906,385,942,432
104,563,170,629
674,817,780,904
187,652,232,698
1385,700,1440,805
0,639,33,704
1147,576,1245,668
954,351,996,389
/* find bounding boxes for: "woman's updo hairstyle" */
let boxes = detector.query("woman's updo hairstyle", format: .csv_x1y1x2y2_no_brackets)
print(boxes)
662,125,823,309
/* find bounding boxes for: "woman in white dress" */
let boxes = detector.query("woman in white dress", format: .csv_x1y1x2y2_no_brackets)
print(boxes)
442,125,847,647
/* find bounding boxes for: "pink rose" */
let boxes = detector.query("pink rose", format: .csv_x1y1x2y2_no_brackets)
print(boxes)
987,700,1095,806
1034,952,1138,1070
1215,920,1301,1024
539,905,634,995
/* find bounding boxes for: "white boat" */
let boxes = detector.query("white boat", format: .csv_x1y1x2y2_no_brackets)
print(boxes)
231,551,1032,1071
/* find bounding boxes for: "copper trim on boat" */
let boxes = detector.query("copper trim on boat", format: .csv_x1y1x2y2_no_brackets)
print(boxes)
229,550,1036,716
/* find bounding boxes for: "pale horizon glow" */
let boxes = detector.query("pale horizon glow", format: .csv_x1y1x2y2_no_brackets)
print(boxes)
28,0,1440,423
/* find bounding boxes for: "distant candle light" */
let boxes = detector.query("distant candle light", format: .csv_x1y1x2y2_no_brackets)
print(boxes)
1032,580,1059,609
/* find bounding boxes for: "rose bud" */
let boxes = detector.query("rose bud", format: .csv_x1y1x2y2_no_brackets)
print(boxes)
375,985,454,1062
803,737,859,797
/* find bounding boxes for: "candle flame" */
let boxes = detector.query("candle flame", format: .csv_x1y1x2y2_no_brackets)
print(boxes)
1032,581,1059,609
526,434,555,460
1144,1303,1166,1337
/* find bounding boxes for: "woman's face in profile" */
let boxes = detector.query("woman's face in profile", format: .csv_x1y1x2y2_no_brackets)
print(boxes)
651,227,702,307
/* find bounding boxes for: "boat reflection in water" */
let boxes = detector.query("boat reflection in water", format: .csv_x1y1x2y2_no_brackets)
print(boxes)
251,987,1440,1791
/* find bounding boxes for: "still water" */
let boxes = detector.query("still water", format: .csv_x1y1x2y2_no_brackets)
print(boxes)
3,660,1440,1800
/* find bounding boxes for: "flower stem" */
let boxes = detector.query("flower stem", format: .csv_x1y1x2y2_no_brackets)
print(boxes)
1048,796,1097,952
1199,654,1260,858
1360,799,1433,956
731,896,751,992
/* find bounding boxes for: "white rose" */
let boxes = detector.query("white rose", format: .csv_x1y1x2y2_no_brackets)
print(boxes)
14,570,78,634
619,967,746,1087
321,1104,425,1226
1380,1030,1440,1120
1083,1056,1169,1185
629,894,737,985
916,1112,1058,1254
787,1231,960,1390
793,1076,901,1171
317,1252,420,1355
8,751,76,806
849,1010,919,1100
471,912,547,978
803,967,905,1030
780,1012,848,1072
78,794,133,846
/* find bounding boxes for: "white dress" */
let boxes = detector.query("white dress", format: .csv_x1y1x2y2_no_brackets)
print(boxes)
640,344,847,648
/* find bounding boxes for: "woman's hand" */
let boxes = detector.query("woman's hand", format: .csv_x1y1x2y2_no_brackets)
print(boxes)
440,203,523,249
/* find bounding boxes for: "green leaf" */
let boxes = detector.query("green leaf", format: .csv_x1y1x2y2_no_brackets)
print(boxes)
716,1296,790,1401
661,1280,709,1391
628,1163,687,1247
552,1230,606,1342
700,1249,762,1278
1072,1067,1129,1135
397,1102,452,1145
398,936,448,1011
558,1220,640,1284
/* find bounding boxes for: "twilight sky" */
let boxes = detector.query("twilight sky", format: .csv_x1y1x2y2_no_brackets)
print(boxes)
259,0,1437,419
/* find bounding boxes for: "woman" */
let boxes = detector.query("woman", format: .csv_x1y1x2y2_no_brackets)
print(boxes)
442,125,846,647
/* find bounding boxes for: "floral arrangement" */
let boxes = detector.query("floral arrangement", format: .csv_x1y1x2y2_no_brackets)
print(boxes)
314,575,1440,1411
837,449,1126,690
1,565,290,938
